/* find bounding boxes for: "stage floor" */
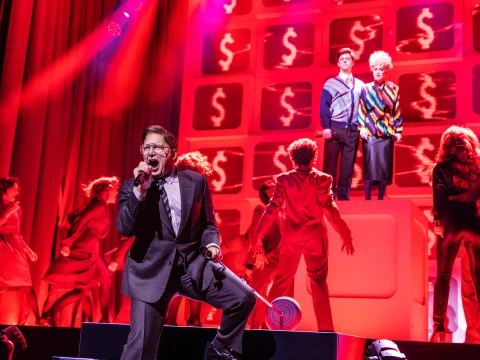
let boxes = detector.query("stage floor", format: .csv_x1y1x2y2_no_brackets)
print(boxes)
2,323,480,360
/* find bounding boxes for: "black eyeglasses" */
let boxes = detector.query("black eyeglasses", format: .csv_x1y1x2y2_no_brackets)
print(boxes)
140,144,171,155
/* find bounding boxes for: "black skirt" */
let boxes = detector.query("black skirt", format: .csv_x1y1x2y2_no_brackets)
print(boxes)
362,136,394,184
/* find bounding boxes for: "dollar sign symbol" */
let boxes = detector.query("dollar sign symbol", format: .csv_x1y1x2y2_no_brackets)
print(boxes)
273,145,289,173
349,21,366,59
223,0,237,14
413,73,437,119
280,27,297,66
219,33,234,71
417,8,434,49
211,87,226,127
413,137,435,184
212,151,228,192
279,87,295,127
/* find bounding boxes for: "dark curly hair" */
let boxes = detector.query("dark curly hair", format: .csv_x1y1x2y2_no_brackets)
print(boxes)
287,138,318,167
0,176,21,199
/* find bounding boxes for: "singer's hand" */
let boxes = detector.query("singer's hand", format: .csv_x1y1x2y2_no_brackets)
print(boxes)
207,245,223,263
134,161,153,190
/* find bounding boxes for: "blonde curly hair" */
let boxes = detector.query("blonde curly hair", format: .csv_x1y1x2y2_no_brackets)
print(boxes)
176,151,213,176
369,51,393,70
435,126,480,189
82,176,120,199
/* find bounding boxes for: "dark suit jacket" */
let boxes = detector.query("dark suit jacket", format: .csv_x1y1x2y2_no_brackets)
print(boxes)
117,169,220,303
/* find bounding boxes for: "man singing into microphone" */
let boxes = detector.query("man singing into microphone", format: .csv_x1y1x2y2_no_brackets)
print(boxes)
117,125,255,360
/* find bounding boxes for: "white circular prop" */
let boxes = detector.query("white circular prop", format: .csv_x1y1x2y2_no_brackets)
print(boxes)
265,296,302,331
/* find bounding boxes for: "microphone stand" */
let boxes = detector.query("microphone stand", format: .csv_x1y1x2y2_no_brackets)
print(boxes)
200,247,284,329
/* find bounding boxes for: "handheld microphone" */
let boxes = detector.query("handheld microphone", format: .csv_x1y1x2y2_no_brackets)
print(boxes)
133,161,152,187
133,171,147,187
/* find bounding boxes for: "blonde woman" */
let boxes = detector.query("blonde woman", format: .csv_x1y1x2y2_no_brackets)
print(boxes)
356,51,403,200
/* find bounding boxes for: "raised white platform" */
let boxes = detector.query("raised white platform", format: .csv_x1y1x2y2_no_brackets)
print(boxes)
294,199,429,341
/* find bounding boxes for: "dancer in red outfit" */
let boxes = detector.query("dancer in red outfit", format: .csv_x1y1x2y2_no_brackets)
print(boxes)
41,176,119,326
460,245,480,343
254,138,354,331
247,180,282,329
430,126,480,342
0,177,40,325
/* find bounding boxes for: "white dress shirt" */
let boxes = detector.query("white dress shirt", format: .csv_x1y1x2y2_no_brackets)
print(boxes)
338,71,353,87
133,168,219,249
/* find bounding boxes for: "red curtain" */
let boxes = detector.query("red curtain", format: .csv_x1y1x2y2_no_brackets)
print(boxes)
0,0,187,318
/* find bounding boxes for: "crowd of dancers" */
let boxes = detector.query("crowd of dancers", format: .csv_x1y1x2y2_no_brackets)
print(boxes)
0,48,479,359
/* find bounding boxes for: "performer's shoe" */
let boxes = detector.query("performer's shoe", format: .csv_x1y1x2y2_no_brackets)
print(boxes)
205,342,242,360
429,324,446,342
39,316,55,327
186,318,202,327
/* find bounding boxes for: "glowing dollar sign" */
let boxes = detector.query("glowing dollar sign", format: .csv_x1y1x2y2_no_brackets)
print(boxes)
212,151,227,192
223,0,237,14
416,74,437,119
413,137,435,184
211,87,226,127
280,27,297,66
273,145,289,173
349,21,366,59
417,8,434,49
219,33,234,71
280,87,295,127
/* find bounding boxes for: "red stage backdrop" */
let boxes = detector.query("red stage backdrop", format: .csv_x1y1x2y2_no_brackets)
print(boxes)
178,0,480,341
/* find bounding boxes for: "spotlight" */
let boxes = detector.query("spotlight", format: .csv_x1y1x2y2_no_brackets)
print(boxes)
0,326,27,360
366,339,407,360
107,21,123,37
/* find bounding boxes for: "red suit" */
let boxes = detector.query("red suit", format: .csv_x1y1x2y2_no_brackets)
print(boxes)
247,205,281,329
255,168,352,331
